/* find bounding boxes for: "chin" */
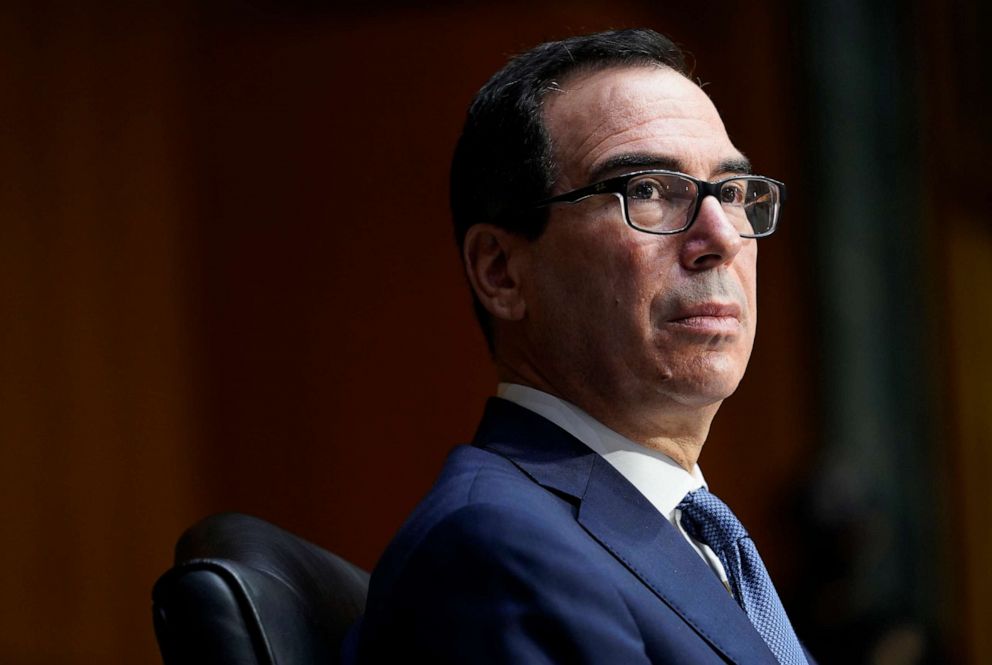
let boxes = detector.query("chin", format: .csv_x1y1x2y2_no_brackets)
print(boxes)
652,357,747,408
670,386,740,410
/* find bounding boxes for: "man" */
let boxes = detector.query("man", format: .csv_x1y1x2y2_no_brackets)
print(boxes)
355,29,809,664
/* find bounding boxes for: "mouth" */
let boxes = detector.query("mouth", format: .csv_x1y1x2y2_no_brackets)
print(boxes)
666,302,743,334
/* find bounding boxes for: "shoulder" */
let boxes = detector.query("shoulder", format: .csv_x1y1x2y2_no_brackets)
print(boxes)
412,444,574,526
370,445,579,584
358,450,647,663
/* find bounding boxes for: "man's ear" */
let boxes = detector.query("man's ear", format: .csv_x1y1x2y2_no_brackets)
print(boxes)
463,224,529,322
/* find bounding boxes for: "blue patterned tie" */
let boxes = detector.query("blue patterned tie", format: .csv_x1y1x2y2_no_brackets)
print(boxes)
677,488,808,665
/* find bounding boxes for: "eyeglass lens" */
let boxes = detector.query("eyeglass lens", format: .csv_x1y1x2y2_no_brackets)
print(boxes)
624,173,778,235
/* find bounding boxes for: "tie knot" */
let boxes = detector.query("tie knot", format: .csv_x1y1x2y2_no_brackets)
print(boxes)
677,487,749,551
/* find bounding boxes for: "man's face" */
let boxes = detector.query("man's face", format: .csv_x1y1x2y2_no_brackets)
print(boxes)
517,65,758,417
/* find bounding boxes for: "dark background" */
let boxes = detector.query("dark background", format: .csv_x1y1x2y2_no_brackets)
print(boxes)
1,1,988,663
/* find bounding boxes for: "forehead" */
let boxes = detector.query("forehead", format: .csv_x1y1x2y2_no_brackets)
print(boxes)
542,65,744,184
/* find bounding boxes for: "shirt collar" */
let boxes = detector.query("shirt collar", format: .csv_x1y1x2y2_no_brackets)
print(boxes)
497,383,707,521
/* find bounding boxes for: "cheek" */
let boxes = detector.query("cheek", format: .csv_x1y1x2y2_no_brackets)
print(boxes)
605,222,664,279
605,245,675,356
557,217,645,297
530,215,666,333
527,235,613,326
627,236,681,302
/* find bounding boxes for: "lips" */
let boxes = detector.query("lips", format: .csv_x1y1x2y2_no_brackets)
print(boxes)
667,302,743,333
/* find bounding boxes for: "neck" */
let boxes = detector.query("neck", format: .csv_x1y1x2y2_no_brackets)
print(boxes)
497,365,720,472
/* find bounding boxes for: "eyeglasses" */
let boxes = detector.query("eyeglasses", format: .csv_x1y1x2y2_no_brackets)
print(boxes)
532,170,786,238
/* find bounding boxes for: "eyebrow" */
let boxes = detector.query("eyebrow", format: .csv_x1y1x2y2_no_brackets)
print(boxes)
716,157,753,176
587,152,753,184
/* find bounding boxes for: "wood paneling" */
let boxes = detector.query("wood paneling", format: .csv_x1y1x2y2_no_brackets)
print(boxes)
0,3,201,663
0,1,818,662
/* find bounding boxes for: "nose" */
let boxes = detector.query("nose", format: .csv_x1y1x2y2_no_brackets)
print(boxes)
678,196,746,271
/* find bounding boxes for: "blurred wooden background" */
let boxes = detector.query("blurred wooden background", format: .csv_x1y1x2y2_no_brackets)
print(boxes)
0,1,986,663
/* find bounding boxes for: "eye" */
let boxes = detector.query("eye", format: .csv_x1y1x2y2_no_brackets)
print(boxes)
720,181,747,205
629,178,665,200
626,174,693,202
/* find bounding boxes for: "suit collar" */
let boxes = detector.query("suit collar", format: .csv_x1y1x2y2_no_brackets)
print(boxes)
474,397,778,665
496,383,710,520
473,397,598,499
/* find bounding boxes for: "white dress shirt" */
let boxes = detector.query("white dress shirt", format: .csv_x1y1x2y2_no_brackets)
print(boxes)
497,382,730,587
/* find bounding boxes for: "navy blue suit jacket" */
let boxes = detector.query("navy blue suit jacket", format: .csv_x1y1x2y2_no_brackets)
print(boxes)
355,398,785,664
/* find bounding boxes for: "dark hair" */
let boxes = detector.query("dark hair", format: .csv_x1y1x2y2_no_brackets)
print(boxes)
450,29,690,353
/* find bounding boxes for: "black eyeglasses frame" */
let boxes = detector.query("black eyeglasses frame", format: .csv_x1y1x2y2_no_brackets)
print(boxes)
531,169,787,238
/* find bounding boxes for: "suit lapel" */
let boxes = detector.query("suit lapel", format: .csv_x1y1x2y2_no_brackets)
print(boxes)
475,398,778,665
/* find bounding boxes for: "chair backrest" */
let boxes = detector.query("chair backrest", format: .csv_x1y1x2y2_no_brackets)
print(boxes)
152,513,369,665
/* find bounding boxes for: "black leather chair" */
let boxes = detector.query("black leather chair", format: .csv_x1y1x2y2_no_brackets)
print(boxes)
152,513,369,665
